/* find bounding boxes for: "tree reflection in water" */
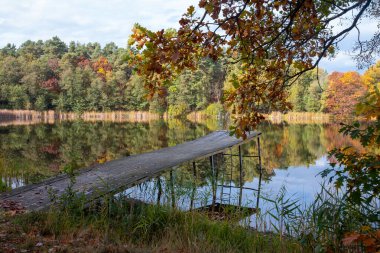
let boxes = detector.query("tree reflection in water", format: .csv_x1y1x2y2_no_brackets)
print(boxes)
0,119,362,194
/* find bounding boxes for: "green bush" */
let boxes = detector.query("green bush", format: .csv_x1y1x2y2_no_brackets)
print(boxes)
204,103,225,118
168,103,189,118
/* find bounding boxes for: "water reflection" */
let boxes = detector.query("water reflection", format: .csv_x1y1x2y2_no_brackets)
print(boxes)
0,120,211,190
121,148,262,218
0,119,362,196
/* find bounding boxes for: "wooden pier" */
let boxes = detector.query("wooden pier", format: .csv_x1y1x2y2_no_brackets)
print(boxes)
0,131,261,211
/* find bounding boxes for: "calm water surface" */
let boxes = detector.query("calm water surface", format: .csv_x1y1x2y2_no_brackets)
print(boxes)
0,119,360,213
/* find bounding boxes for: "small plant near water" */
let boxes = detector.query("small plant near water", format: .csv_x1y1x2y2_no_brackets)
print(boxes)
258,183,379,252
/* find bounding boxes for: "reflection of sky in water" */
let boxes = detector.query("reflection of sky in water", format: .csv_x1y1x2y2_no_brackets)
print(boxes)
120,153,333,231
257,155,330,206
122,154,332,211
1,177,25,189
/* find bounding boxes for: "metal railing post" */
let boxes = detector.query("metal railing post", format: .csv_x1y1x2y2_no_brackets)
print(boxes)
256,136,263,210
238,145,243,207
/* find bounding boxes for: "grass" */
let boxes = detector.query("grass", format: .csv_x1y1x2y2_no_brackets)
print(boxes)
1,193,303,253
258,184,379,252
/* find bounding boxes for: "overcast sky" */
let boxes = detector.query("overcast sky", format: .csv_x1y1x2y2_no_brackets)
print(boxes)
0,0,378,73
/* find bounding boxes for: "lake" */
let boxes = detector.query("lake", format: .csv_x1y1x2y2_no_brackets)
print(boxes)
0,118,361,222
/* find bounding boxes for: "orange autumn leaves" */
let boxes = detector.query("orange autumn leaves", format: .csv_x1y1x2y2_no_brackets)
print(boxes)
358,61,380,120
323,62,380,118
343,226,380,252
323,71,367,116
92,57,113,81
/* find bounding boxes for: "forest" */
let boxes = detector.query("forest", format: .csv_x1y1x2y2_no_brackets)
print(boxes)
0,37,373,117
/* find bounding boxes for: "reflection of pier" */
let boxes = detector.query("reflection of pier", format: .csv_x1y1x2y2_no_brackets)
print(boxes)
126,139,263,217
1,131,262,212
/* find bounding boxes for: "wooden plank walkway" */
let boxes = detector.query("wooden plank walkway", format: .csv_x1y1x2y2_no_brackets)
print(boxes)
0,130,261,211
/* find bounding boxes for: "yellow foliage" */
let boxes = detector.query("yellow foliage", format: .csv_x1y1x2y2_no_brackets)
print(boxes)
357,62,380,119
97,67,106,76
362,60,380,92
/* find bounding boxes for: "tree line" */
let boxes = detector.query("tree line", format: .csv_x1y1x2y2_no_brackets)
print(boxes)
0,37,376,117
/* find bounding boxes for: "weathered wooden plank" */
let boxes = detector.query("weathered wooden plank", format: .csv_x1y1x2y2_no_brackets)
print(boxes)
0,130,260,211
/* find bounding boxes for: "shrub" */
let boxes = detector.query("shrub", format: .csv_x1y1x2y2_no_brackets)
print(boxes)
168,103,189,118
204,103,225,118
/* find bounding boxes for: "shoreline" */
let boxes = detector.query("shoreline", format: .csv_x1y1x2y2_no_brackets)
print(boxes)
0,109,363,126
0,110,165,126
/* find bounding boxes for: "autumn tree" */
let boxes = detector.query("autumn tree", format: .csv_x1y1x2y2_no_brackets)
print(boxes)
362,60,380,93
128,0,379,137
323,63,380,229
93,56,113,81
322,71,367,115
128,4,380,242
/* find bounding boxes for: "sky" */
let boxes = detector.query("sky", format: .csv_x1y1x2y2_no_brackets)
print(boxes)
0,0,378,73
